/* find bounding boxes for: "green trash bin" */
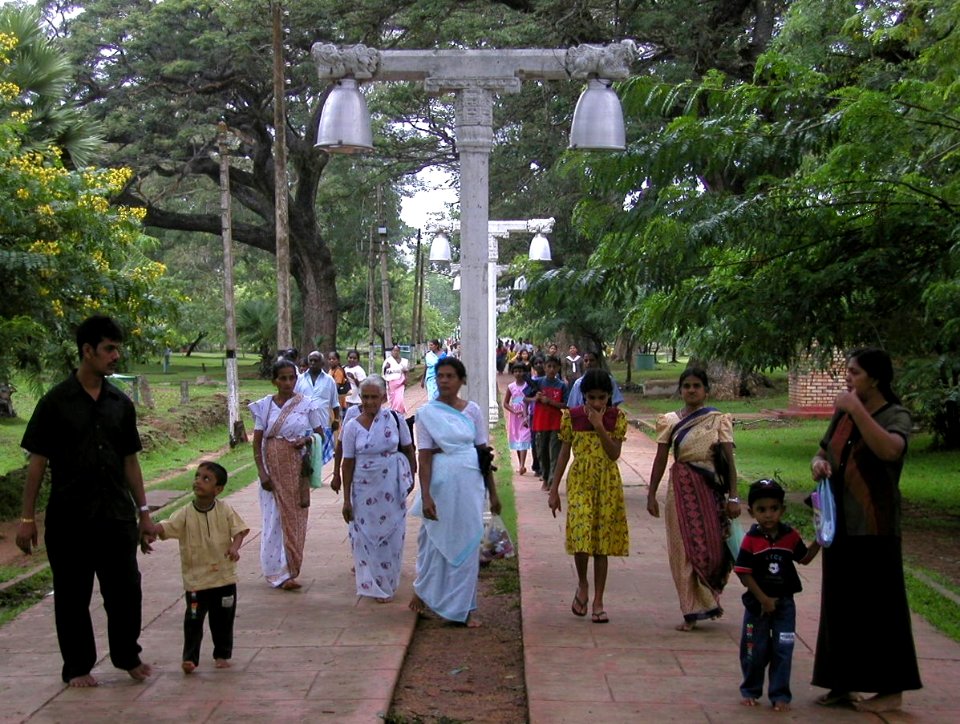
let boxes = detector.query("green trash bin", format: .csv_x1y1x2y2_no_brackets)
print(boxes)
634,353,656,370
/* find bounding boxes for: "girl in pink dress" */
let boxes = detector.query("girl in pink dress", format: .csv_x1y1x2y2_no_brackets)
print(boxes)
503,362,532,474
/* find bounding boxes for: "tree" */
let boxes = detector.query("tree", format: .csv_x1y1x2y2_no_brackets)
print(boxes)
0,7,175,383
570,0,960,442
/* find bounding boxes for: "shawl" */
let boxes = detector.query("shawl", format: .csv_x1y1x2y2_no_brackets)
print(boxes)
410,400,484,567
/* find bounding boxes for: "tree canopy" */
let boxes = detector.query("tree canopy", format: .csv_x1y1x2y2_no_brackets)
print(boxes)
0,5,175,380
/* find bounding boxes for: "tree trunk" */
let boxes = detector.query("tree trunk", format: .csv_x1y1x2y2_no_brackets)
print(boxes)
291,232,337,354
185,332,207,356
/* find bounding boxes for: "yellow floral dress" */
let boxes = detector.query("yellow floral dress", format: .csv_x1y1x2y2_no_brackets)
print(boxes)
559,408,630,556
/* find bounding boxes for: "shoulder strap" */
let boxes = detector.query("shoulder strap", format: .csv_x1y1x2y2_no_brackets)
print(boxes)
390,409,402,452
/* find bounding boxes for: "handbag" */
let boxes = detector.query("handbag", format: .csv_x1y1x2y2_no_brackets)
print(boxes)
811,477,836,547
479,513,515,562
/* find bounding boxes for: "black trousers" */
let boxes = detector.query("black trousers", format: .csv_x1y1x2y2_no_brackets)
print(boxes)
44,517,143,682
183,583,237,665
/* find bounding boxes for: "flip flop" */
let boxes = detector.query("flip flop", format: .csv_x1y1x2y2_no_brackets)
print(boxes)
571,592,588,617
591,611,609,624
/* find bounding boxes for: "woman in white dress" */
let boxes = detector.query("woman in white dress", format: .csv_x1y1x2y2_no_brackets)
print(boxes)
340,376,417,602
343,349,367,408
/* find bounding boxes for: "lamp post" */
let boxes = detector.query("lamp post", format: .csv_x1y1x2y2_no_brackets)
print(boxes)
427,218,555,422
313,42,635,425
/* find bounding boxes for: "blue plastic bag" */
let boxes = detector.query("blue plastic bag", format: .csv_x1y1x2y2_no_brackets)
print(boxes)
726,518,746,560
811,478,836,547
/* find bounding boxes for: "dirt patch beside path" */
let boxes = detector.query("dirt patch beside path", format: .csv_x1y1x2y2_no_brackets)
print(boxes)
388,558,526,723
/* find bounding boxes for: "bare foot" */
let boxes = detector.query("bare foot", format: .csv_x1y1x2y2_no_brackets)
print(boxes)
854,692,902,713
181,661,196,674
280,579,302,590
772,701,791,712
408,594,426,614
465,616,482,628
376,596,394,604
675,620,696,632
519,466,526,475
740,698,758,707
214,659,231,669
67,674,98,688
127,663,152,681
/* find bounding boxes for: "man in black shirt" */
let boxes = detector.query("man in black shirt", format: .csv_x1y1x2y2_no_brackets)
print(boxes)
16,316,158,687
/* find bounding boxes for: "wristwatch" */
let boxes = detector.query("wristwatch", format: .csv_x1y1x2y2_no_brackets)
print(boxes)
138,504,151,513
727,497,740,504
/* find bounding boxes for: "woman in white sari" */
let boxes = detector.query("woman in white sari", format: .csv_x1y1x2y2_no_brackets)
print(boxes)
409,357,501,626
249,359,324,590
340,375,416,602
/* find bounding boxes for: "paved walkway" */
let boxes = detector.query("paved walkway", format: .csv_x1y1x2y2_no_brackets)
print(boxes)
1,389,430,723
3,379,960,723
515,395,960,723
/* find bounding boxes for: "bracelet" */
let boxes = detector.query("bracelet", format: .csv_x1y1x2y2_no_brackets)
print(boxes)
138,505,151,513
728,497,740,504
20,517,34,524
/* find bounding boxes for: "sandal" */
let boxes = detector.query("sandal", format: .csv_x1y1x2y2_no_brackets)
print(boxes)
571,591,588,617
591,611,609,624
816,691,861,707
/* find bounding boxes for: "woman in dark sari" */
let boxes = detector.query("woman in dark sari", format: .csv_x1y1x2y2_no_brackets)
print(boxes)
810,348,921,713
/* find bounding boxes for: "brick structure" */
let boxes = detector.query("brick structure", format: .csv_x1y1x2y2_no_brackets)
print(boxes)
788,349,846,416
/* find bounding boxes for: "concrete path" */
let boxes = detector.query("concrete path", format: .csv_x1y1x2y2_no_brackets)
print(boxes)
5,377,960,723
514,397,960,723
1,387,430,723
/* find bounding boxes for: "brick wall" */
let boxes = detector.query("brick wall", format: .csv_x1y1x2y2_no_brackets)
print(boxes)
789,349,846,410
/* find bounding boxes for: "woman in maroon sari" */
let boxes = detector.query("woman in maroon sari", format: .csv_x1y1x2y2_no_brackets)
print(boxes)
810,348,920,713
647,368,740,630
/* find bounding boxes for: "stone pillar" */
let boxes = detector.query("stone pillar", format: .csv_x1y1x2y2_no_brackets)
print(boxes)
487,234,499,423
426,77,519,424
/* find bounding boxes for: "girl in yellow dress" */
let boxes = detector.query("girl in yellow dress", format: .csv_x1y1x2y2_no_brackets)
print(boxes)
548,368,629,623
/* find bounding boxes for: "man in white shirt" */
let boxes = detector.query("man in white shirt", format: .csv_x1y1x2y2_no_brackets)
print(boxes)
565,351,625,408
295,351,341,467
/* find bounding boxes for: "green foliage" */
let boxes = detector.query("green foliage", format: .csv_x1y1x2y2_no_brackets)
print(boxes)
562,0,960,445
0,9,177,382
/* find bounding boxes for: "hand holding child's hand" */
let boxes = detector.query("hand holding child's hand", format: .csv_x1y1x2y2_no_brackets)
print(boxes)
225,547,240,562
761,596,778,615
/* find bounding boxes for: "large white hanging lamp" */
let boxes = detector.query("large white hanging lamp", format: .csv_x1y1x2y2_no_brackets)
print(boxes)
315,78,374,154
528,231,552,262
429,231,452,262
568,78,626,151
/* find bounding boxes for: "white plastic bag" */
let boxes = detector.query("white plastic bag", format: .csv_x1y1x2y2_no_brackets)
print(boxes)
479,513,515,562
811,477,836,547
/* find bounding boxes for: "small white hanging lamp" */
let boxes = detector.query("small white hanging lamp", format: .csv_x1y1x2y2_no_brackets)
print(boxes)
315,78,374,154
568,78,626,151
528,232,552,262
452,274,461,291
429,231,452,262
513,275,528,292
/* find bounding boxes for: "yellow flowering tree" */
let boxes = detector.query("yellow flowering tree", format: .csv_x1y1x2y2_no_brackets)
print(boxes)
0,24,175,382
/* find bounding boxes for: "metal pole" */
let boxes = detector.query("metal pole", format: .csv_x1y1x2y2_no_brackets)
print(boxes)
272,1,292,351
377,187,393,348
410,229,421,354
367,227,377,370
217,124,245,446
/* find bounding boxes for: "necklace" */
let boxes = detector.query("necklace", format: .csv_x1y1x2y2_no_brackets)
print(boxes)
193,499,216,513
